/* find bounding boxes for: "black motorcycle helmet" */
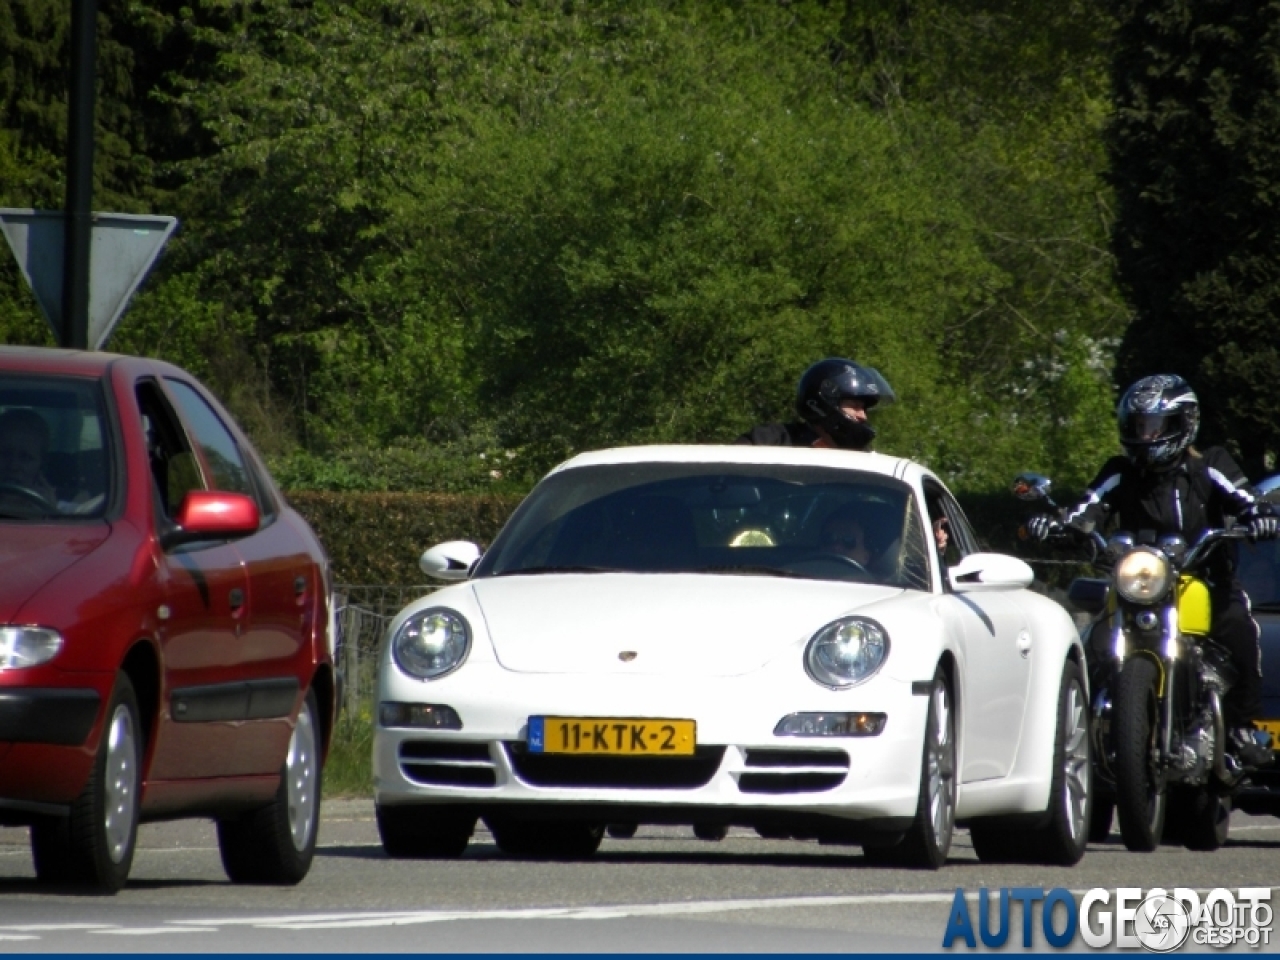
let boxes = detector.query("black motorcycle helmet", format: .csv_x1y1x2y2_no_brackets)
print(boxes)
795,358,896,451
1117,374,1200,470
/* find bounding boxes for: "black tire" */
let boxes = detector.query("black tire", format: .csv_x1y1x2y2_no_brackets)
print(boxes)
969,660,1092,865
693,823,728,841
1171,787,1230,852
485,816,603,859
1089,796,1115,843
217,690,322,884
862,667,954,869
606,823,638,839
377,805,475,858
31,674,142,893
1111,656,1167,852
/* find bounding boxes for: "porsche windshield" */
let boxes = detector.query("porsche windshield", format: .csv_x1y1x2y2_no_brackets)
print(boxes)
0,374,113,521
474,461,932,589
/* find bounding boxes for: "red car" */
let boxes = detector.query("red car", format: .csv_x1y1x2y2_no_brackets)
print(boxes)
0,346,336,892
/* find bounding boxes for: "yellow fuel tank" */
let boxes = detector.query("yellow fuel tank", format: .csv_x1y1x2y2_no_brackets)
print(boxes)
1177,575,1212,636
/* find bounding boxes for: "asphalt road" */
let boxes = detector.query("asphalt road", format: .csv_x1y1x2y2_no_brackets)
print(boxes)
1,799,1278,953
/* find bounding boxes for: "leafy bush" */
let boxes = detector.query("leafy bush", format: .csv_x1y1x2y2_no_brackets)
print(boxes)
287,491,524,584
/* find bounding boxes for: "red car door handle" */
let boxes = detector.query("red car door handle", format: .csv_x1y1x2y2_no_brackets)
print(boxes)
229,588,245,610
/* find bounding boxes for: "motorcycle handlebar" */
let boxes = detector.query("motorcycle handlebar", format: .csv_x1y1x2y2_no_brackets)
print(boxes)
1182,526,1249,570
1030,521,1246,571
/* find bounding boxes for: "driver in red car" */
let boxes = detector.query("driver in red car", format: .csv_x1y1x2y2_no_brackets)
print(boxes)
0,408,57,513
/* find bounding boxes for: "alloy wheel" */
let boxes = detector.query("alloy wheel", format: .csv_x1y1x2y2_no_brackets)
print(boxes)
103,703,139,864
286,704,318,851
1063,682,1091,841
927,683,955,850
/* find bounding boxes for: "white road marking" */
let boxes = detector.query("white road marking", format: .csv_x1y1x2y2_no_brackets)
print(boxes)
174,886,1280,932
0,924,118,932
0,935,39,941
95,927,217,936
178,892,962,931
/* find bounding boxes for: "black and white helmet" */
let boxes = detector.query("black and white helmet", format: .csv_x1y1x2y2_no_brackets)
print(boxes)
795,358,896,450
1117,374,1200,470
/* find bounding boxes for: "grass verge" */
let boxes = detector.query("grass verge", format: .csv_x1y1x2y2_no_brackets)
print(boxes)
323,702,375,798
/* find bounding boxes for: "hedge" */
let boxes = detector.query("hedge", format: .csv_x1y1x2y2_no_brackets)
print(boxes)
286,491,525,585
284,488,1053,587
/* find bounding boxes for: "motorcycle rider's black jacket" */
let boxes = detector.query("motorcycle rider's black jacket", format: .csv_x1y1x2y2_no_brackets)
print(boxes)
1062,446,1267,594
735,421,825,448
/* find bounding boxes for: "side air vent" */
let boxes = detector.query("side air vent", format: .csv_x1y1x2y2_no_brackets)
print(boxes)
399,740,497,788
737,748,849,794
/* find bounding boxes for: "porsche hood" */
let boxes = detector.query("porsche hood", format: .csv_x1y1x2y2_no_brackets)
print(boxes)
470,573,902,677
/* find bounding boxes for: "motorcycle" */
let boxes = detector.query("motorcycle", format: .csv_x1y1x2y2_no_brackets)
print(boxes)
1013,471,1251,852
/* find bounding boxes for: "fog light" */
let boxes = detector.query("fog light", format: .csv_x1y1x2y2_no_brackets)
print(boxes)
773,712,886,737
379,702,463,729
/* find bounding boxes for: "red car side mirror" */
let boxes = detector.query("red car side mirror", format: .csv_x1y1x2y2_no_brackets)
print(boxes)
164,491,261,548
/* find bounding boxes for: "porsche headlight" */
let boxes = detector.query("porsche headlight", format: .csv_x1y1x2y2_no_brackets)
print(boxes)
1114,548,1172,604
391,608,471,680
804,617,890,689
0,626,63,670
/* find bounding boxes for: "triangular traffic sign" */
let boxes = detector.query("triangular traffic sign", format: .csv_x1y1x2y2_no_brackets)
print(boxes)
0,209,177,349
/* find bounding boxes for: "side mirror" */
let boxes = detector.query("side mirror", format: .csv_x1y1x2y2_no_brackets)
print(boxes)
164,491,260,549
948,552,1035,592
1012,472,1054,504
420,541,482,581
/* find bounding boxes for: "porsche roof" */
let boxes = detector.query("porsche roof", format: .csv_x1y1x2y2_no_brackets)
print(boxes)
549,444,926,483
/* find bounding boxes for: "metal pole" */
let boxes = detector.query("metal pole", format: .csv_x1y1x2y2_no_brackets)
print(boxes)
62,0,97,350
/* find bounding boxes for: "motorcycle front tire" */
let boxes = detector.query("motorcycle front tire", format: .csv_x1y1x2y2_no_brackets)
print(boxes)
1111,656,1167,852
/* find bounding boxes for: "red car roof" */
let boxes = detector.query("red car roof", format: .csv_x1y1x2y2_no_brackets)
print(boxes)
0,345,169,378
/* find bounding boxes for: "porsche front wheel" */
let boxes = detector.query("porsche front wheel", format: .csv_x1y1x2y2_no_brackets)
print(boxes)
377,804,475,858
486,816,604,859
971,660,1091,865
863,667,954,869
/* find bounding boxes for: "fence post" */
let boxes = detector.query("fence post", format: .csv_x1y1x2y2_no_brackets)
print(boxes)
342,603,363,718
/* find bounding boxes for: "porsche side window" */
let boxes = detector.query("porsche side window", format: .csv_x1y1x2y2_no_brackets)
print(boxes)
923,482,981,568
163,379,253,498
136,380,205,520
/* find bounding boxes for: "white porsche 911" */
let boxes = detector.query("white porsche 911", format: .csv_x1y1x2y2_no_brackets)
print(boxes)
372,445,1092,868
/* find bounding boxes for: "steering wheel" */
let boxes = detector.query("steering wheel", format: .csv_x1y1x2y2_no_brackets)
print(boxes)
0,481,52,510
804,552,870,575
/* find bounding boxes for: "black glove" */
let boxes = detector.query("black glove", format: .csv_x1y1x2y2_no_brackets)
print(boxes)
1244,508,1279,541
1026,514,1062,542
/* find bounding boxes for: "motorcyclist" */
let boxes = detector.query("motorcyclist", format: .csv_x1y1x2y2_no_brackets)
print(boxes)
1027,374,1279,768
735,357,895,451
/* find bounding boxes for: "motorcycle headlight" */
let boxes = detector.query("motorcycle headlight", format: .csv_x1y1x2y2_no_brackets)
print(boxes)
0,626,63,669
391,608,471,680
804,617,890,689
1114,548,1172,604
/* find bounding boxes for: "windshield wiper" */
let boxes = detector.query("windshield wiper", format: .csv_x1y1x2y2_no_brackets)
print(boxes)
495,565,620,576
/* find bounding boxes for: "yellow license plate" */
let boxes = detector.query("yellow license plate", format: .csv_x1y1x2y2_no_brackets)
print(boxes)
528,717,696,755
1255,720,1280,750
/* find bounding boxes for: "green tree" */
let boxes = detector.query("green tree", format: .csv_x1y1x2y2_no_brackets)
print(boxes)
1108,0,1280,477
